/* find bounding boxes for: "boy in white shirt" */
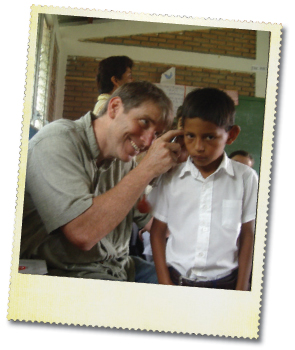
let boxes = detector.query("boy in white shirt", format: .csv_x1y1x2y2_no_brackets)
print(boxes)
148,88,258,291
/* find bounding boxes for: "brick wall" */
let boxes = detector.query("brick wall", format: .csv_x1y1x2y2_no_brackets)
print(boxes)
84,28,256,59
63,56,255,120
63,57,98,120
132,62,255,93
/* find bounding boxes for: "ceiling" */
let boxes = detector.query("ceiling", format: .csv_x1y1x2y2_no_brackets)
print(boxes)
56,15,113,27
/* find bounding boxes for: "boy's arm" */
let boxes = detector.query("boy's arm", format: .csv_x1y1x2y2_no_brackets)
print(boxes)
236,220,255,291
150,218,174,285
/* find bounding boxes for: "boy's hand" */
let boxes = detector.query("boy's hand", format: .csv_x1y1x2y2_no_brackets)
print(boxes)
158,276,175,286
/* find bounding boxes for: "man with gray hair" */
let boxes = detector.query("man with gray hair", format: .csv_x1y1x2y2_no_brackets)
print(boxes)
20,81,185,283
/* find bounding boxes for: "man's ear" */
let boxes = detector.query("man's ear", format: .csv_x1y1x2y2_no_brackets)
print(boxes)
107,96,122,119
226,125,241,145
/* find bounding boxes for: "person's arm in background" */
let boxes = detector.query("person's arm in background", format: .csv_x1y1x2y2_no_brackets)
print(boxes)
236,220,254,291
150,218,174,285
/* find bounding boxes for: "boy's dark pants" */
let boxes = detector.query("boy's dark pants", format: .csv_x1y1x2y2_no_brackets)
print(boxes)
168,266,238,290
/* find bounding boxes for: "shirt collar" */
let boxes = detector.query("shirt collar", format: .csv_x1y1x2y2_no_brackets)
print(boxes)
82,111,100,160
220,153,234,176
179,152,234,179
76,112,114,169
97,93,110,102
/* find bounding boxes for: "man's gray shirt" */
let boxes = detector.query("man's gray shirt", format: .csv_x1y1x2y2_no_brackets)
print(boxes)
20,112,151,281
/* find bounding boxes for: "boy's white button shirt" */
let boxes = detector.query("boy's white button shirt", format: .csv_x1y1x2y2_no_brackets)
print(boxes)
148,153,258,280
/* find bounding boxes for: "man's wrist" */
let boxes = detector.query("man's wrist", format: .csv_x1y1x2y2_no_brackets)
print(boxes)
135,159,157,184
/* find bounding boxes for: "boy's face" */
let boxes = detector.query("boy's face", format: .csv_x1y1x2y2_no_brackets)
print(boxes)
183,117,239,176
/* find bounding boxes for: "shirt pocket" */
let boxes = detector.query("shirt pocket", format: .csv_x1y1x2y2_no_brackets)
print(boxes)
222,200,242,231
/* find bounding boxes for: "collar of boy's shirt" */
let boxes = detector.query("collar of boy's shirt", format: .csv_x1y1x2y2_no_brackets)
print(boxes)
179,152,234,180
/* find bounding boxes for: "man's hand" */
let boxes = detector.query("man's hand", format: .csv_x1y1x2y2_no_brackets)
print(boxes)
139,129,185,180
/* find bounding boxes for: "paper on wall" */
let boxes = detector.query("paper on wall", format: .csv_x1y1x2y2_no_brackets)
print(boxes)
160,67,176,85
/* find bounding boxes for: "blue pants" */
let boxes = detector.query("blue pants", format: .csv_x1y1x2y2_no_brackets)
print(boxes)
132,256,158,284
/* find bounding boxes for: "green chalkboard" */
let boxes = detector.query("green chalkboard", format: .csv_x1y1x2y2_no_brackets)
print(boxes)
225,95,265,174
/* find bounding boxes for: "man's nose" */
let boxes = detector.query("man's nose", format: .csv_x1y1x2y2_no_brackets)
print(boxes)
141,130,157,147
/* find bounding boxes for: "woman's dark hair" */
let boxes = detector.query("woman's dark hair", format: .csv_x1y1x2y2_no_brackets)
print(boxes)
96,56,133,94
182,88,236,130
229,150,254,161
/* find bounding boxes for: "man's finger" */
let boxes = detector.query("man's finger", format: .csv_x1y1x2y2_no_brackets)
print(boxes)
160,129,184,142
167,142,181,153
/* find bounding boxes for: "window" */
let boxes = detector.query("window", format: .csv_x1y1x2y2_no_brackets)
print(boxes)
31,15,52,129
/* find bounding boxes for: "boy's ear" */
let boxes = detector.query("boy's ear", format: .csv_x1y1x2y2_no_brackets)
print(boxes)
226,125,241,145
177,117,184,130
107,96,122,119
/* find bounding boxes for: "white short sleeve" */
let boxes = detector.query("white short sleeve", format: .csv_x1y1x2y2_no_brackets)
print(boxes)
242,170,259,224
147,175,170,224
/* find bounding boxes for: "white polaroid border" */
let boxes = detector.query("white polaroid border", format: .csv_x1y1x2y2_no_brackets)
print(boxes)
7,5,281,338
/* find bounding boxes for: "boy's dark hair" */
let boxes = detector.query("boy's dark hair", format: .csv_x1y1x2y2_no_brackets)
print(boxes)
96,56,133,94
182,88,236,130
98,81,174,131
229,150,254,161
